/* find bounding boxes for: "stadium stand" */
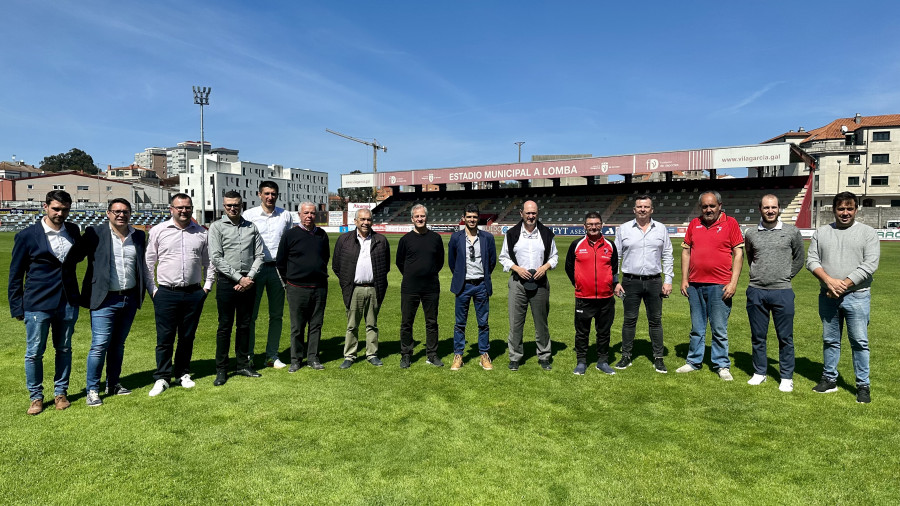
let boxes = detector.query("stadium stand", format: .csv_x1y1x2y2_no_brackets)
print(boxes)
373,176,809,227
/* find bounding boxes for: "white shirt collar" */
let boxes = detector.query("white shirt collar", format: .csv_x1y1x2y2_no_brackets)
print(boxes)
757,219,784,231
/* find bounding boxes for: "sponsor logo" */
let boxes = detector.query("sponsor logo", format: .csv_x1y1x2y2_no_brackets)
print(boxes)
390,176,396,184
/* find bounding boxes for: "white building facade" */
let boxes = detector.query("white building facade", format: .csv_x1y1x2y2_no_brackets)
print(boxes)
757,113,900,209
179,157,328,223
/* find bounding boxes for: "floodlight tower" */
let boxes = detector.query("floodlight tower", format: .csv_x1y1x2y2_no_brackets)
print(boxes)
193,86,211,223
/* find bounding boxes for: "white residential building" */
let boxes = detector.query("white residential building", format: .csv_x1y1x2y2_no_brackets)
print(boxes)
179,156,328,223
757,113,900,209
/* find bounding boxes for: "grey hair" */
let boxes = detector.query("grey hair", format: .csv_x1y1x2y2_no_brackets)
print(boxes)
300,201,316,210
698,190,722,205
355,207,372,219
411,204,428,216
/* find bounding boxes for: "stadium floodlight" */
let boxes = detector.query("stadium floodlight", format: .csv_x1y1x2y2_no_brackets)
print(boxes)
515,141,525,163
192,86,211,224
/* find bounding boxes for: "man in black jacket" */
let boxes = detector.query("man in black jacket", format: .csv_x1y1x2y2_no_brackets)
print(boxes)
277,202,330,372
332,208,391,368
74,198,154,406
396,204,445,368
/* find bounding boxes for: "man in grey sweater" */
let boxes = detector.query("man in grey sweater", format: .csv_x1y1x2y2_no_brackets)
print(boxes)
807,191,880,403
744,195,804,392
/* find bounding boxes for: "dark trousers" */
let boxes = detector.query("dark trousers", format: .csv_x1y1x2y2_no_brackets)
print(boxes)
286,285,327,365
620,275,665,358
574,297,615,363
153,287,207,381
746,286,795,379
400,291,440,357
215,281,256,372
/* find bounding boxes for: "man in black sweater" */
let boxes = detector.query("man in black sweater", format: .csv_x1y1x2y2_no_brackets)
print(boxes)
276,202,330,372
396,204,445,368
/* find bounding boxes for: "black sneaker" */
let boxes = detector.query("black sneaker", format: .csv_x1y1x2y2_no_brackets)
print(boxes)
614,355,633,369
339,359,354,369
508,360,519,372
573,362,587,376
307,359,325,371
812,376,838,393
399,355,411,369
654,358,667,374
426,356,444,367
856,385,871,404
105,383,132,396
538,360,552,371
367,356,384,367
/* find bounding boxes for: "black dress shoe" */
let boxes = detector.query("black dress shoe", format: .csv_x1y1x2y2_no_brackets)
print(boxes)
213,372,228,386
236,368,262,378
339,359,353,369
307,359,325,370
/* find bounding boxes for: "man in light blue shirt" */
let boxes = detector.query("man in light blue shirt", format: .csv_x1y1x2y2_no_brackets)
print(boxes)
613,195,674,373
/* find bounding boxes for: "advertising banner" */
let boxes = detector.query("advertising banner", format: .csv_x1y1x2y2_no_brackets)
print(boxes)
328,211,344,227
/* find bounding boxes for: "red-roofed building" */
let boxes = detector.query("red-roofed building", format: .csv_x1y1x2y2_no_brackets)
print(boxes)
759,113,900,209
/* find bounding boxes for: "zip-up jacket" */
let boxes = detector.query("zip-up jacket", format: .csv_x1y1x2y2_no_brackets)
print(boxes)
565,235,617,299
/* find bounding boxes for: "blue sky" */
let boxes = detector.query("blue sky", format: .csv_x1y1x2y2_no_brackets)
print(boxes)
3,1,900,187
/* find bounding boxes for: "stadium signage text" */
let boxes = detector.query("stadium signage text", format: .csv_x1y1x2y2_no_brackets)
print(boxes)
341,144,793,188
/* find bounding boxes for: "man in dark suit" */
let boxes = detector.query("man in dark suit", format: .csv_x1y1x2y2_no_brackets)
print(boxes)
8,190,82,415
72,198,154,407
447,203,497,371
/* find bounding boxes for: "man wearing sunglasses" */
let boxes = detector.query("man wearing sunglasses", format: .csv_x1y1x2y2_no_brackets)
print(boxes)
208,191,264,386
146,193,216,396
447,204,497,370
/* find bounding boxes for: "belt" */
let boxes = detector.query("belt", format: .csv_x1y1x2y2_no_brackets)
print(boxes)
108,287,137,296
623,273,661,280
158,283,202,292
354,283,375,288
465,278,484,285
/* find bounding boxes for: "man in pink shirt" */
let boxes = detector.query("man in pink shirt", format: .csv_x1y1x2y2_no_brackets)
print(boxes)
676,191,744,380
145,194,216,397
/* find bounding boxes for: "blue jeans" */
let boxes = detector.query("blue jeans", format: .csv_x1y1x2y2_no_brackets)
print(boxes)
746,286,795,379
24,303,79,401
686,283,732,370
453,281,490,354
87,292,139,392
819,289,871,386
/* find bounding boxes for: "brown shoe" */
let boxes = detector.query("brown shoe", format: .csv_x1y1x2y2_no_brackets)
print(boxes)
450,354,464,371
27,399,43,416
480,353,493,370
54,394,71,411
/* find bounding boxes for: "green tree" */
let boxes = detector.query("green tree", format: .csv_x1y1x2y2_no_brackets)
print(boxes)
40,148,99,174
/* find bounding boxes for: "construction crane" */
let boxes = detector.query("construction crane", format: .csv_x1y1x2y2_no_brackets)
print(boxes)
326,128,387,174
326,129,387,202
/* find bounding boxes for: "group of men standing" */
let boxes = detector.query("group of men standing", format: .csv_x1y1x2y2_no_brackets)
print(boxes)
9,185,882,415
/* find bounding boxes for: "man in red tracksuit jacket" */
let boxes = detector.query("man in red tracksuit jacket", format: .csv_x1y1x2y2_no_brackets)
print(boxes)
565,211,618,376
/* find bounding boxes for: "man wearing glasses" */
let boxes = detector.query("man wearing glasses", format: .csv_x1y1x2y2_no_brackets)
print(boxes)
208,191,264,386
73,198,154,406
447,204,496,371
565,212,618,375
145,194,215,396
243,181,294,369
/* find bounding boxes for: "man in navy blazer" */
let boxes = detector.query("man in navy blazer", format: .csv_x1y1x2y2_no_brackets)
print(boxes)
71,198,154,407
447,203,497,371
8,190,82,415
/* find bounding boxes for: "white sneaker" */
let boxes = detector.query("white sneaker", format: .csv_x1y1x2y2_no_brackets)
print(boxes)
179,374,196,388
779,378,794,392
272,358,287,369
676,364,699,373
148,379,169,397
718,368,734,381
747,374,767,386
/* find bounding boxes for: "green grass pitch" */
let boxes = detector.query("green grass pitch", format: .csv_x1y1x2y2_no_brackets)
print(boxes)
0,231,898,504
